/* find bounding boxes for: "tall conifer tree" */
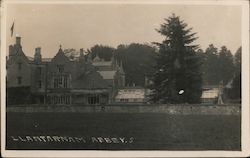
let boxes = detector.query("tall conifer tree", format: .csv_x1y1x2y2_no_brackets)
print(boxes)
151,14,202,103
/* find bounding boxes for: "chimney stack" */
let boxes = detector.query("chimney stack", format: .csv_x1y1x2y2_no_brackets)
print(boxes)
79,48,85,63
35,47,41,54
16,36,21,45
80,48,84,55
34,47,42,63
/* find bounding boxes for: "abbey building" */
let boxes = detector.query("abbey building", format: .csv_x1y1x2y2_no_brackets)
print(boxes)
7,36,125,105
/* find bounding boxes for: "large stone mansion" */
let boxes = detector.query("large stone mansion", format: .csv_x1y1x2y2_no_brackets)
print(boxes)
7,36,125,105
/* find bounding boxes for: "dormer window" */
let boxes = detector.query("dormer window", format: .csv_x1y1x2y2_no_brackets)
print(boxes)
57,65,64,73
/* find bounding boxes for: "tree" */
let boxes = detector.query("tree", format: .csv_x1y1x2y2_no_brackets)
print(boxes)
234,47,241,74
217,46,234,85
230,47,241,100
115,43,157,86
202,44,220,85
64,48,79,60
87,45,115,61
150,14,202,104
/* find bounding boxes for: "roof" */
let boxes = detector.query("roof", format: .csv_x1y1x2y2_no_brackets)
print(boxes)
115,88,145,99
92,61,112,67
27,56,52,62
51,47,70,63
72,68,110,89
93,55,101,62
202,85,219,89
42,58,52,62
201,88,219,99
98,71,116,80
27,56,34,61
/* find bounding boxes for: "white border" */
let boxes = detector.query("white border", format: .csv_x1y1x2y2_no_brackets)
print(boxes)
1,0,249,157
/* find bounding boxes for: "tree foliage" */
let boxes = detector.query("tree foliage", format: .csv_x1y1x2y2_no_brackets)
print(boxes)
217,46,234,85
202,44,219,85
64,48,79,60
87,45,115,61
229,47,241,100
151,14,202,104
82,43,157,87
115,43,157,86
202,45,235,86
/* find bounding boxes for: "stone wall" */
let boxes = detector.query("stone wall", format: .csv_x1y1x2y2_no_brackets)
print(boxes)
7,104,241,115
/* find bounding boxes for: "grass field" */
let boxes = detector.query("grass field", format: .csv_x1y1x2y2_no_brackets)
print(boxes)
6,112,241,150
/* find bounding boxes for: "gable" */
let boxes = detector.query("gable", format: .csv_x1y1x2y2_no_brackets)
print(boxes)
72,68,109,89
51,49,70,64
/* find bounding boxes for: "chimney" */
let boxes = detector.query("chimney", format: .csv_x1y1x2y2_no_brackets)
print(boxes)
16,36,21,45
9,45,14,56
35,47,41,54
34,47,42,63
80,48,84,55
79,48,85,63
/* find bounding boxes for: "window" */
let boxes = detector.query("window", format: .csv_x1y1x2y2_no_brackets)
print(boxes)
59,76,63,85
54,78,58,88
51,95,71,105
17,76,22,85
57,65,64,73
64,76,68,88
66,96,70,104
88,95,100,105
18,63,22,70
38,80,42,88
53,75,69,88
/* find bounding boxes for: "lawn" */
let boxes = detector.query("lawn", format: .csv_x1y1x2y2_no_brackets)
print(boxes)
6,112,241,150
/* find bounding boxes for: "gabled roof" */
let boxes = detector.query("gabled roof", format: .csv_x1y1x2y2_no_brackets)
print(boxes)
51,47,70,63
92,61,112,67
72,65,110,89
201,88,219,99
9,44,30,62
93,54,101,62
27,56,34,61
97,70,116,80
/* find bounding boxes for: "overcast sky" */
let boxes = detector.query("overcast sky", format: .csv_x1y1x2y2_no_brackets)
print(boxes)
6,3,241,58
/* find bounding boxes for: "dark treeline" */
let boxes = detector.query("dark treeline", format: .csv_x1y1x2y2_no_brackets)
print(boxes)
199,44,241,86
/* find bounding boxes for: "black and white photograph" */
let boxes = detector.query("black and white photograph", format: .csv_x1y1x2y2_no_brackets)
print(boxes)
1,0,249,157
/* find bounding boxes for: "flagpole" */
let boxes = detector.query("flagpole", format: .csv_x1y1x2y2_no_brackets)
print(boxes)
10,19,15,44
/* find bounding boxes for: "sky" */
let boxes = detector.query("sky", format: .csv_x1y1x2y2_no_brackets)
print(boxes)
5,3,242,58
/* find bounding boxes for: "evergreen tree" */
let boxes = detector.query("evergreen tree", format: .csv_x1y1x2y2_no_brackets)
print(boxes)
234,47,241,74
217,46,234,85
230,47,241,100
151,14,202,104
202,44,220,85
